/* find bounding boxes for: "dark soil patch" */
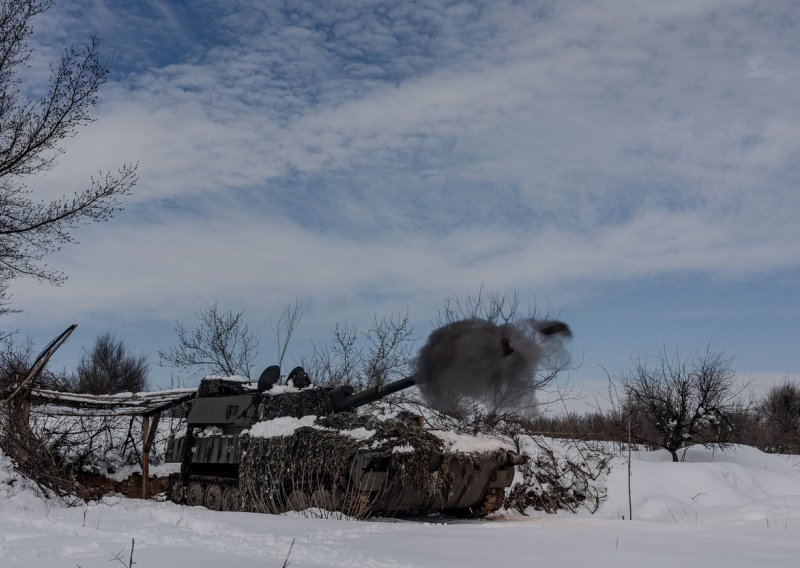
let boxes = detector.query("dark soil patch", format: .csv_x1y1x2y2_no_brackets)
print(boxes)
75,471,169,501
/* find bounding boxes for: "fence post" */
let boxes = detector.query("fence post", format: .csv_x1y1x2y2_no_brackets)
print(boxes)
141,412,161,499
141,415,150,499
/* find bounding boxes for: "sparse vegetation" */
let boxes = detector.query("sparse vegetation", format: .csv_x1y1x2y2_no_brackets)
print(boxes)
302,310,415,389
159,302,259,378
75,333,149,395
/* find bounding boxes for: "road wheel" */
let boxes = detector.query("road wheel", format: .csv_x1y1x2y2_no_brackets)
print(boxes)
205,484,223,511
186,482,205,506
471,488,505,517
221,487,239,512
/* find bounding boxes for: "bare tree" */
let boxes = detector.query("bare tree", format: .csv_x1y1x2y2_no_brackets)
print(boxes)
304,322,359,387
0,0,137,316
75,332,148,394
159,303,259,378
436,286,521,325
362,311,414,388
303,311,415,389
612,348,743,462
274,298,302,367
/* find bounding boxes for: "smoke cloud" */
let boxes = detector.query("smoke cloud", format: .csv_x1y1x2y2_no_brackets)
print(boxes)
414,319,571,417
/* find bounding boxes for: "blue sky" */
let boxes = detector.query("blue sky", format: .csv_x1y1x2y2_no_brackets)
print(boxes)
8,0,800,409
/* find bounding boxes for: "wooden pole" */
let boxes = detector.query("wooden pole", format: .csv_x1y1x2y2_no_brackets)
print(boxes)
627,412,633,521
141,415,149,499
141,412,161,499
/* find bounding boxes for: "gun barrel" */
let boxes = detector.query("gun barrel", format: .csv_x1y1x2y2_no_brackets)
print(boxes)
332,375,416,412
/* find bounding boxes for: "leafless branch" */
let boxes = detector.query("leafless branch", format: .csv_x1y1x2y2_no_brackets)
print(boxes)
159,302,259,378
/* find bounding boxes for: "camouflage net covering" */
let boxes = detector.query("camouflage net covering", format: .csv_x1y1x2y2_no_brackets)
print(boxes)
197,379,250,397
238,412,504,517
258,388,334,420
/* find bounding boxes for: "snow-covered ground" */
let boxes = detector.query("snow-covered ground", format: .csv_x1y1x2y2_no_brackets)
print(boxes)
2,444,800,567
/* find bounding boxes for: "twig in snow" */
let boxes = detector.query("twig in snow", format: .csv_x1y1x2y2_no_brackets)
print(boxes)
109,538,135,568
282,538,296,568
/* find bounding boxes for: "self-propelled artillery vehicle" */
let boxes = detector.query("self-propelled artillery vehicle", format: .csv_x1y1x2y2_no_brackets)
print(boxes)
165,366,525,517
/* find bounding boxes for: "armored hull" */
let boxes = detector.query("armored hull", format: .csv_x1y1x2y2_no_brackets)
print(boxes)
165,376,523,517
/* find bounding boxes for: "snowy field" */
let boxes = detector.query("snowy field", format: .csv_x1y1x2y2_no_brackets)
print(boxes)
2,444,800,567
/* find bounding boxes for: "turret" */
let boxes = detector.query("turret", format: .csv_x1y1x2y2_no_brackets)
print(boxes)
184,367,418,432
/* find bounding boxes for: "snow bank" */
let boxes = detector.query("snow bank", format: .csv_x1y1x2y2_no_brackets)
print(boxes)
0,449,28,499
600,444,800,527
3,444,800,566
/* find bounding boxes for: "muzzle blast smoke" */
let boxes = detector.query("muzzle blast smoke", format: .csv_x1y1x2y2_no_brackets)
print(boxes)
413,319,571,417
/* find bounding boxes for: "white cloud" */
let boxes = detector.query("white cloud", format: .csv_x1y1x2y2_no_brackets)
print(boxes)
8,0,800,382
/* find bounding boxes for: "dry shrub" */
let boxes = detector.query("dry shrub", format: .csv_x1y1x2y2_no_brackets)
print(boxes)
757,380,800,454
503,435,612,514
0,338,84,501
0,397,83,502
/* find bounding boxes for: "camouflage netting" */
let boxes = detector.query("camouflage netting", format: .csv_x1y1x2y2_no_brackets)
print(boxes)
258,388,334,420
238,412,506,517
198,378,250,397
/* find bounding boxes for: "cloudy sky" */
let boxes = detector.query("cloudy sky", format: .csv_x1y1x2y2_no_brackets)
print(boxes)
8,0,800,406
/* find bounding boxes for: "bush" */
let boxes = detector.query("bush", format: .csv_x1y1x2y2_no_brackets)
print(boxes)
76,333,148,394
759,380,800,454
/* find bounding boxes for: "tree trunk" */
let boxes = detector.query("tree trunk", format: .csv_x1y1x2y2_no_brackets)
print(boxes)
669,449,679,462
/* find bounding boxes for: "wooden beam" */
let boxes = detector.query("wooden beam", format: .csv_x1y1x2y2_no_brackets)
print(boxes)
29,389,196,417
3,324,77,404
